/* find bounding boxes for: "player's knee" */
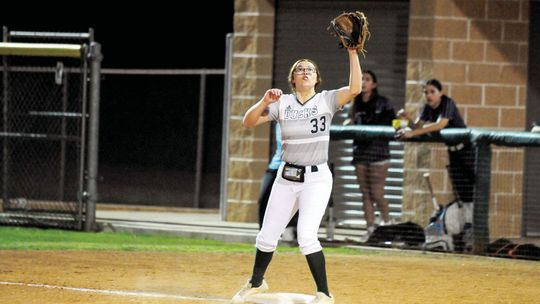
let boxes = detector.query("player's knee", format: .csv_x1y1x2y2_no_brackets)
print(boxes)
298,235,322,255
256,233,278,252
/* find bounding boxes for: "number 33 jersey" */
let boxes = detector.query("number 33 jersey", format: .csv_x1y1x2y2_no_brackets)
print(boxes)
267,90,341,166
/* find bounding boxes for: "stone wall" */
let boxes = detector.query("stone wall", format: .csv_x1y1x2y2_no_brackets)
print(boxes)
225,0,275,222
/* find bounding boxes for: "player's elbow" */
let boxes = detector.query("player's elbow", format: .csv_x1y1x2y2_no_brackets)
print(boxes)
243,116,256,128
347,89,361,102
243,119,253,128
348,84,361,97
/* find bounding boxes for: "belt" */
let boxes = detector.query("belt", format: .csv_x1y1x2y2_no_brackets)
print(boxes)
285,163,319,173
448,143,465,152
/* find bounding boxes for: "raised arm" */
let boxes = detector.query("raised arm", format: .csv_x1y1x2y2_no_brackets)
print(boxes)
243,88,282,128
335,48,362,107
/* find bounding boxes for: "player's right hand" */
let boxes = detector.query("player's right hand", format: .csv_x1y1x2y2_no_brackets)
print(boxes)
263,89,282,104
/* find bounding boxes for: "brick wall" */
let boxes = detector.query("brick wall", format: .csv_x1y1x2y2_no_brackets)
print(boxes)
226,0,531,234
225,0,275,222
403,0,529,237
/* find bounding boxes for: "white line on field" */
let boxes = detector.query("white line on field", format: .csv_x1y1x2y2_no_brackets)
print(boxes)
0,281,229,302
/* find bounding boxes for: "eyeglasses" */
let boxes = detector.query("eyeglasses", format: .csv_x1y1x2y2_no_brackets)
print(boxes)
294,67,316,74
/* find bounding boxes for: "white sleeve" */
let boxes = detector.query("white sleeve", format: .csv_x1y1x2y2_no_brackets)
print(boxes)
267,100,280,121
321,89,341,113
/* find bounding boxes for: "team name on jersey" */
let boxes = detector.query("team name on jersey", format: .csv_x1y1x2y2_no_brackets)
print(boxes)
284,105,319,120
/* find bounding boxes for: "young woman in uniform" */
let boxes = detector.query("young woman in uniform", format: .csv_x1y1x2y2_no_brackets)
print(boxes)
232,46,362,304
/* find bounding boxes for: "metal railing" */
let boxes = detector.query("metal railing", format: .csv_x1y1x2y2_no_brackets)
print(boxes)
329,125,540,255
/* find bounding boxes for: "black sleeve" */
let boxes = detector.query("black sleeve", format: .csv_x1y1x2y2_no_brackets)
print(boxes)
381,97,396,125
419,105,430,122
440,96,457,120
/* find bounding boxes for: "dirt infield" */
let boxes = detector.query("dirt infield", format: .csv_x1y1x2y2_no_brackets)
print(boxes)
0,250,539,303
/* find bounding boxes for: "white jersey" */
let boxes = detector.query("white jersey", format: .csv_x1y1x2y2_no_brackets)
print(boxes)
267,90,340,166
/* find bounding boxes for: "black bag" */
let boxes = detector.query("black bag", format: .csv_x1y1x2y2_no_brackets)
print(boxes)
366,221,425,247
282,163,305,183
486,238,540,261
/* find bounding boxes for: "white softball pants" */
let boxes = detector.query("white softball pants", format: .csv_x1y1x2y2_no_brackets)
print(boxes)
256,163,332,255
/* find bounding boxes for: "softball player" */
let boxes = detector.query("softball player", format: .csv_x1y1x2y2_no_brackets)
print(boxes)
232,47,362,304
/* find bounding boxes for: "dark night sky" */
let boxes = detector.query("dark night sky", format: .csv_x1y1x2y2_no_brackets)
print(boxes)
1,2,235,68
2,3,235,205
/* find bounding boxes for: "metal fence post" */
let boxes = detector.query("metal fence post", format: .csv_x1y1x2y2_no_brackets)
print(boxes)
59,68,68,202
220,33,233,220
85,42,102,231
2,26,8,209
473,142,491,254
193,71,207,208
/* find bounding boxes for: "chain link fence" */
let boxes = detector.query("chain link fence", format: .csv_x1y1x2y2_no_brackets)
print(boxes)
0,28,101,230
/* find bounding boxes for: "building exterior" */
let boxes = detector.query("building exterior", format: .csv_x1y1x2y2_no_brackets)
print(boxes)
224,0,535,239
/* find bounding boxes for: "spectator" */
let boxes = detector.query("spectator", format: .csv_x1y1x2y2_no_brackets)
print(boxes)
344,70,396,240
397,78,475,251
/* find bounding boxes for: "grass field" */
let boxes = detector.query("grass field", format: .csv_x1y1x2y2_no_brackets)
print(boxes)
1,226,539,303
0,226,361,254
0,226,256,252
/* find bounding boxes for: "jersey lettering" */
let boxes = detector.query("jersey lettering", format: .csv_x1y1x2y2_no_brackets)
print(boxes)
284,105,318,120
310,116,327,134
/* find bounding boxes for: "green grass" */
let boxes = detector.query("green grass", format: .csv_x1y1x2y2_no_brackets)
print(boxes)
0,226,363,255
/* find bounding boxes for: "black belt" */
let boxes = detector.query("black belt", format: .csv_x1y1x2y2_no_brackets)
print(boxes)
285,163,318,172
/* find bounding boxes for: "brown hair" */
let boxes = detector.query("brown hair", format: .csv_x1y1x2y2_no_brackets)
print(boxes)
287,59,322,92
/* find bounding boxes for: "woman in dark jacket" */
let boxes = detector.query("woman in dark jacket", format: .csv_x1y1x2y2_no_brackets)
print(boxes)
397,78,476,251
345,70,396,238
